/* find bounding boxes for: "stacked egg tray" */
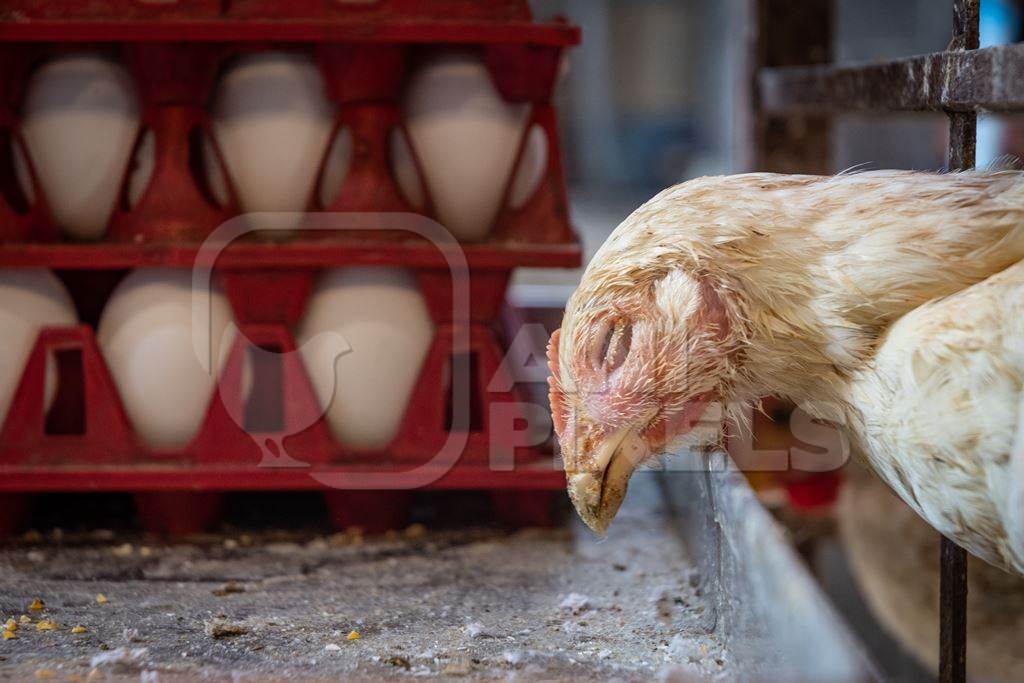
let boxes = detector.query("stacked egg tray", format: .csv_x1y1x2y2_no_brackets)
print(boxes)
0,0,580,534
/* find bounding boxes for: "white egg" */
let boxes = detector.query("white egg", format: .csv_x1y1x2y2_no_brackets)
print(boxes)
297,268,434,450
125,128,155,208
20,54,141,240
97,269,241,450
389,128,427,210
507,123,548,209
211,52,335,218
0,270,78,427
402,52,530,241
318,126,353,209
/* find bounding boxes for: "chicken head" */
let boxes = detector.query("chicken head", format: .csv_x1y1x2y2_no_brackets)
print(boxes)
548,267,735,533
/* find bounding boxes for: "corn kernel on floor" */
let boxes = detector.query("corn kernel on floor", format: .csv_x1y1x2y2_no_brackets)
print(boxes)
0,476,726,682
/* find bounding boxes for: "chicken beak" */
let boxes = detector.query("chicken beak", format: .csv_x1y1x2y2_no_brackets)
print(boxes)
563,423,648,535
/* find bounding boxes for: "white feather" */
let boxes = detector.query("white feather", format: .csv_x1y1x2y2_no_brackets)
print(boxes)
847,260,1024,572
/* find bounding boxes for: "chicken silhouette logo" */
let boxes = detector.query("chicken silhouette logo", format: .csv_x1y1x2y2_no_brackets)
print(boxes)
211,318,351,469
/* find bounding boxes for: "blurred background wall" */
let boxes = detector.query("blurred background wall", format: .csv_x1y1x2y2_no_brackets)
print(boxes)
513,0,1024,300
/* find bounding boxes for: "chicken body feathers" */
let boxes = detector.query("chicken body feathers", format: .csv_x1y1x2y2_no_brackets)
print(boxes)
846,259,1024,573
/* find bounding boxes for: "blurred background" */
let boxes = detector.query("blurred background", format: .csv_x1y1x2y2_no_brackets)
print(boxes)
514,0,1024,300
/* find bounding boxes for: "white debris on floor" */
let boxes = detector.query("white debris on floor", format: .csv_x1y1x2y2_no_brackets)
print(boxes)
558,593,592,614
0,476,729,681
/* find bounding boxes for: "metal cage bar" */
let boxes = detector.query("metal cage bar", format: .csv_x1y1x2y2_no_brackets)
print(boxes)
940,7,977,683
760,42,1024,115
749,1,991,681
757,0,1011,119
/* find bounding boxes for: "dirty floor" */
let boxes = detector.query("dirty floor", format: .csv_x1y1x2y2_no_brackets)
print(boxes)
0,475,727,681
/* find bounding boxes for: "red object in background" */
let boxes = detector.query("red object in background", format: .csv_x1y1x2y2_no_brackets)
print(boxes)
0,1,579,534
784,471,842,511
727,397,844,512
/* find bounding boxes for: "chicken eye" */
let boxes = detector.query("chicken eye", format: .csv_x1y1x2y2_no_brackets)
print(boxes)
593,319,632,373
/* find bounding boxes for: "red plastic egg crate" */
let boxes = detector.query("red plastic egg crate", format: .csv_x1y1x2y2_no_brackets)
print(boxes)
0,0,580,534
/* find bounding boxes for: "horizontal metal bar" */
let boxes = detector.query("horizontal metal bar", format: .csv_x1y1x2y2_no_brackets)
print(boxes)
759,42,1024,114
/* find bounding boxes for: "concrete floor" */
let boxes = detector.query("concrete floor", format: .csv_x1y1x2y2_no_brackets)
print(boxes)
0,476,727,682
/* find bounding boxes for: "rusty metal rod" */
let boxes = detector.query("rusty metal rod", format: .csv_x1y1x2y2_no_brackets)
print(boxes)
940,6,976,683
948,110,977,171
951,0,981,51
939,537,968,683
758,42,1024,115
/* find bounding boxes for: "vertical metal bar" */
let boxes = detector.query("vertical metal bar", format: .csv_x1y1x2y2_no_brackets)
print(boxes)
941,5,977,682
948,115,977,170
948,0,979,171
939,538,968,683
951,0,982,51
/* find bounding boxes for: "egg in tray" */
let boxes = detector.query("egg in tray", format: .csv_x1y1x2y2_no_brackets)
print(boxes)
0,3,580,534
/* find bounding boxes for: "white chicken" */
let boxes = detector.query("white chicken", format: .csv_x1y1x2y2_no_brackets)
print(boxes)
548,171,1024,575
